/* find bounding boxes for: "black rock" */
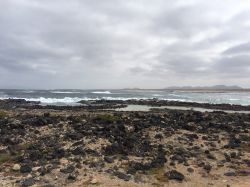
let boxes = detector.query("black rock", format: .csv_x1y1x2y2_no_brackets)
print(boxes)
60,165,75,173
207,153,216,160
155,133,164,140
203,164,212,173
224,172,236,176
224,152,231,162
20,178,35,187
71,147,85,155
238,170,250,176
204,150,210,154
113,171,131,181
230,152,237,159
225,137,241,148
65,132,83,140
68,172,78,180
104,156,114,163
171,154,185,163
243,159,250,167
165,170,185,181
20,165,32,173
185,133,199,140
187,168,194,173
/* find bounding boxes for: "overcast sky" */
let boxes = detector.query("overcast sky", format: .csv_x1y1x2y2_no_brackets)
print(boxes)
0,0,250,89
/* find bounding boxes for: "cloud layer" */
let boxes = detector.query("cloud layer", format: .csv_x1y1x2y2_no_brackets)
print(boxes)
0,0,250,88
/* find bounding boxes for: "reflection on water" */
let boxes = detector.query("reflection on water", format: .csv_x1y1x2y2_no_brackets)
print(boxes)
115,105,250,113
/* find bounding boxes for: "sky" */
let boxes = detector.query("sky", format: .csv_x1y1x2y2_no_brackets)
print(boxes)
0,0,250,89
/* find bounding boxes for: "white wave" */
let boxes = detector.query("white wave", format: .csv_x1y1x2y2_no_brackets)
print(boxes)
20,90,35,93
152,94,163,97
25,97,88,103
101,97,147,100
168,93,182,97
0,97,87,103
91,91,111,94
51,91,81,94
229,98,240,101
164,98,187,102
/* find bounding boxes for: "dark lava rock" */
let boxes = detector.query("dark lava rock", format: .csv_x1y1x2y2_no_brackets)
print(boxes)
104,156,114,163
243,159,250,167
89,160,105,168
225,137,241,148
204,150,210,154
224,152,231,162
64,132,83,140
20,165,32,173
151,153,167,168
128,162,151,174
185,133,199,140
224,172,236,176
155,133,164,140
68,172,78,180
71,147,85,155
20,178,35,187
187,167,194,173
183,122,197,131
60,165,75,173
104,142,121,155
171,154,185,163
113,171,131,181
164,170,185,181
230,152,237,159
238,170,250,176
203,164,212,173
52,148,65,159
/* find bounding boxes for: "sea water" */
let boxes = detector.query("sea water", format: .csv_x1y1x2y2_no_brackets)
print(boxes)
0,89,249,105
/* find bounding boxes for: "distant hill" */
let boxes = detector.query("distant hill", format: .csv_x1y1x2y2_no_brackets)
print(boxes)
165,85,243,90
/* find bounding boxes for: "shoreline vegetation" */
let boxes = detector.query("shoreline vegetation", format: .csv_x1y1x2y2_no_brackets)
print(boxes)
0,99,250,187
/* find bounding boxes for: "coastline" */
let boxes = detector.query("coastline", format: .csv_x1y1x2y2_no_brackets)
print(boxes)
0,99,250,187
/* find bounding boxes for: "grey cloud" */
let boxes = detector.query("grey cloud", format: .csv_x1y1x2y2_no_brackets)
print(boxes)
214,55,250,77
0,0,250,88
223,42,250,55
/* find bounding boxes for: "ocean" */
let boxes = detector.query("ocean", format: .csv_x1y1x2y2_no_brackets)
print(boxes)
0,89,250,106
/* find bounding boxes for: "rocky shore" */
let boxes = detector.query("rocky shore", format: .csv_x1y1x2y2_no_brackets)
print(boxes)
0,99,250,187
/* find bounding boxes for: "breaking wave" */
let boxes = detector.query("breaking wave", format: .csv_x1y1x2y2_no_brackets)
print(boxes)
50,91,81,94
91,91,111,94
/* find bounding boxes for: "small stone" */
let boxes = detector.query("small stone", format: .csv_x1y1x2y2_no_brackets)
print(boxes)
224,153,231,162
187,168,194,173
165,170,185,181
20,165,32,173
224,172,236,176
20,178,35,187
207,153,216,160
12,164,21,171
68,173,77,180
71,147,85,155
60,165,75,173
238,170,250,176
113,171,131,181
155,133,164,140
90,178,98,184
104,156,114,163
230,152,237,159
203,164,212,173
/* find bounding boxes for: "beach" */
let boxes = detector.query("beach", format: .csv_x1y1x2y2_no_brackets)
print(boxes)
0,99,250,187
